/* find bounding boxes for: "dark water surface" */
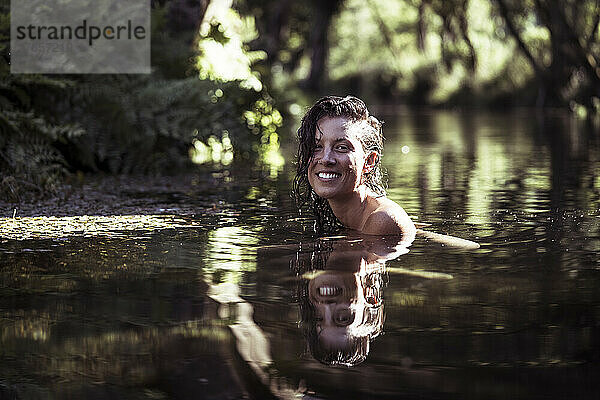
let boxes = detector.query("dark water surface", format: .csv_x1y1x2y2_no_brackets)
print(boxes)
1,110,599,399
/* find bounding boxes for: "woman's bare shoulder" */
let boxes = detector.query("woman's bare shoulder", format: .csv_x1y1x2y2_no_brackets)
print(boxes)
363,198,416,238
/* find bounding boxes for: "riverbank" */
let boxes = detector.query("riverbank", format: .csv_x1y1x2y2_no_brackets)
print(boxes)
0,172,241,240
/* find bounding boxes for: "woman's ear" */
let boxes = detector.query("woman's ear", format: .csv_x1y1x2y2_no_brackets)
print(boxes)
363,151,379,173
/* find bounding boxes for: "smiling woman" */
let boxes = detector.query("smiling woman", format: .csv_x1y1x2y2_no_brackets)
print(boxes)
293,96,415,238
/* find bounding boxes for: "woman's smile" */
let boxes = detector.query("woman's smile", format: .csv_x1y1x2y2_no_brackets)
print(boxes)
308,116,365,199
309,271,357,304
318,285,342,297
315,170,342,181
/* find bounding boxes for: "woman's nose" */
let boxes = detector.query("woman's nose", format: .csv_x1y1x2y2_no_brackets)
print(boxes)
318,147,336,165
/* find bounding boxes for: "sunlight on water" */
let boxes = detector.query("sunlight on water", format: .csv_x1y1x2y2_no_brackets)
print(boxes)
204,226,259,283
0,214,204,240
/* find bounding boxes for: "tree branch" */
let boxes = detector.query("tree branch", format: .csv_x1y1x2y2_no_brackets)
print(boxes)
458,0,476,71
495,0,546,79
366,0,404,76
417,0,428,52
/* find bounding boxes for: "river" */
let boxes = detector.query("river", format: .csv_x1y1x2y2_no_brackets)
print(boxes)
1,109,599,399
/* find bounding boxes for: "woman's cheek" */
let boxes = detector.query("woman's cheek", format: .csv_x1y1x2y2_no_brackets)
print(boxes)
347,156,360,174
307,159,316,179
307,171,315,188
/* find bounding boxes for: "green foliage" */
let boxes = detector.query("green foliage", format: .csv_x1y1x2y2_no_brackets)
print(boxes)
0,110,85,201
0,0,283,201
195,2,266,91
150,5,199,79
326,0,516,104
237,0,599,111
190,0,283,168
234,0,313,73
57,75,274,174
0,2,86,201
494,0,600,110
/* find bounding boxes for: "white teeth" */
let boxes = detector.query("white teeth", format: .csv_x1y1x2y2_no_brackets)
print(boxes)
319,286,339,296
318,172,339,179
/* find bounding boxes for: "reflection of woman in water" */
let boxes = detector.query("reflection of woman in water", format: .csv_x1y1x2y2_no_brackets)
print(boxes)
293,95,416,238
293,241,392,366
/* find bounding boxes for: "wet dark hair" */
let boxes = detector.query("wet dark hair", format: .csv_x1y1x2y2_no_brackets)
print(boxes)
292,95,386,234
307,329,370,367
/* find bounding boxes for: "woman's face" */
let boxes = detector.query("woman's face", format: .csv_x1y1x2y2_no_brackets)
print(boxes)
307,117,373,200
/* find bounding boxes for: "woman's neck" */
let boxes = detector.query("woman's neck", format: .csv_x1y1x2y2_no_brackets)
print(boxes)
327,186,373,230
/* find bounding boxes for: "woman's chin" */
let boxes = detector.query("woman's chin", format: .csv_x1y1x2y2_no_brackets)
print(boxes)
313,188,337,199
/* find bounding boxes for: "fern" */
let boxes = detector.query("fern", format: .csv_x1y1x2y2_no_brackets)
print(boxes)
0,110,84,201
54,75,269,174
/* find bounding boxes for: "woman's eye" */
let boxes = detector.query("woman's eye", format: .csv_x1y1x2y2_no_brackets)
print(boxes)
336,144,349,151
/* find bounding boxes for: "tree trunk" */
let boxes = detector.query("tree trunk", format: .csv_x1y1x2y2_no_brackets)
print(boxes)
497,0,600,107
304,0,343,91
265,0,292,64
417,1,427,51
